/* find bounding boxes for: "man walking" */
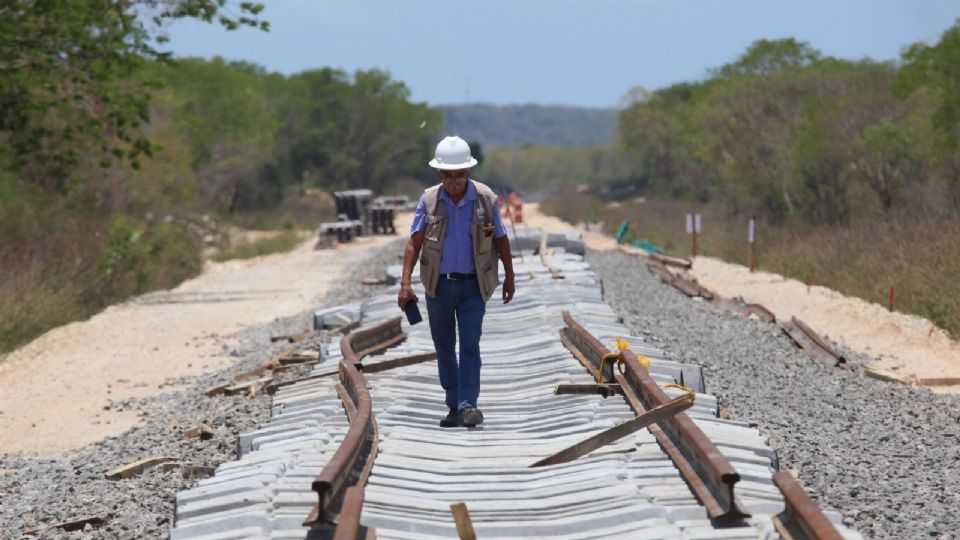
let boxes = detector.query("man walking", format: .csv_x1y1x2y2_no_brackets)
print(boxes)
397,136,516,427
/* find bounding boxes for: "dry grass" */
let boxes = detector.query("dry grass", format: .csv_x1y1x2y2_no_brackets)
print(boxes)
542,190,960,337
0,208,203,353
211,229,305,262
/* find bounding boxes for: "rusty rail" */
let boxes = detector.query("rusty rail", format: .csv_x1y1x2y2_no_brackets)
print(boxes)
780,317,845,367
304,317,404,533
561,310,750,525
645,260,715,301
332,486,369,540
772,471,843,540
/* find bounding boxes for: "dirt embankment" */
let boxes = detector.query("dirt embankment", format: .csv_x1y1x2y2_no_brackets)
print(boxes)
525,202,960,392
687,257,960,392
0,213,412,457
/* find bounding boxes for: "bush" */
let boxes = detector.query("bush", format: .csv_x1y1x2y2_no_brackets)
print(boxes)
211,229,305,262
0,206,202,353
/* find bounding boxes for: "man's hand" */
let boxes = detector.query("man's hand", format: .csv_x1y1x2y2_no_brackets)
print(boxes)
398,282,418,311
502,274,515,304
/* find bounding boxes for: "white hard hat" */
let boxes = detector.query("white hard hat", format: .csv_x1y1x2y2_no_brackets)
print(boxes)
429,136,478,170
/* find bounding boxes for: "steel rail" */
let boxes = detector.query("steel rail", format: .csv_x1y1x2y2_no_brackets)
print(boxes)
772,471,844,540
303,317,403,532
791,317,846,365
645,260,715,301
780,317,845,367
561,310,751,525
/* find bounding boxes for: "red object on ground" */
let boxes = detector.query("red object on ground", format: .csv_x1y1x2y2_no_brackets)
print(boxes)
508,192,523,224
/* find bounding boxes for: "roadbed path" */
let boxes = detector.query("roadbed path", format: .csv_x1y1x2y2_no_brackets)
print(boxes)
0,214,412,457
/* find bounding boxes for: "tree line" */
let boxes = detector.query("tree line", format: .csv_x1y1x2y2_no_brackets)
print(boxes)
441,104,616,149
617,26,960,225
0,2,441,352
0,2,440,220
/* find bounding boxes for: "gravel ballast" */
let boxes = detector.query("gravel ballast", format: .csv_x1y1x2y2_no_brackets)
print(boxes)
5,238,957,539
0,239,407,540
588,248,960,540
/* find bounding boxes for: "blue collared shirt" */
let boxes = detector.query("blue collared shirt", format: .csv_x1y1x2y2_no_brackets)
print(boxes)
411,181,508,274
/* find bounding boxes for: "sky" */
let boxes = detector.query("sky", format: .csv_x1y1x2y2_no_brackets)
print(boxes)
162,0,960,108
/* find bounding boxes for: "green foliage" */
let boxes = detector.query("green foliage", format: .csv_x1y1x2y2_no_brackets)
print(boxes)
211,229,304,262
713,38,821,78
478,144,635,193
618,36,957,224
895,19,960,147
97,215,203,297
0,1,267,191
440,104,616,148
275,68,440,196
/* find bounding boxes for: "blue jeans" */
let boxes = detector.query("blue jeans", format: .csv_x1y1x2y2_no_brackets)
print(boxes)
425,277,486,410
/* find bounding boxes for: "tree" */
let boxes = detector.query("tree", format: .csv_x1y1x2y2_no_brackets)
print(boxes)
0,1,267,194
714,38,821,78
851,122,922,214
894,19,960,206
275,68,439,195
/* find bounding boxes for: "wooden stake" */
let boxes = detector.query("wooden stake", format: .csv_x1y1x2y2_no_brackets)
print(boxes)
450,502,477,540
105,456,176,480
888,286,894,312
530,391,694,467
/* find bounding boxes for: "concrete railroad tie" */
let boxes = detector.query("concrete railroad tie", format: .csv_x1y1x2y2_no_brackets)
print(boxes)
169,234,862,540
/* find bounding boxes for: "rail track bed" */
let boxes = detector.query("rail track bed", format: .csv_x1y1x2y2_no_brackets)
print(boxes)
170,232,861,540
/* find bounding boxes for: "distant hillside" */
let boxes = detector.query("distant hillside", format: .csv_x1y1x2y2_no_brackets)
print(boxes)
439,104,616,148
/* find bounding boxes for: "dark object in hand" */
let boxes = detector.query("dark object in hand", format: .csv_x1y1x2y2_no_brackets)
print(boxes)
483,224,494,237
404,299,422,325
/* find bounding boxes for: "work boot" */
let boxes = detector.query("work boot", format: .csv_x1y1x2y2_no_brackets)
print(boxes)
459,405,484,427
439,408,461,428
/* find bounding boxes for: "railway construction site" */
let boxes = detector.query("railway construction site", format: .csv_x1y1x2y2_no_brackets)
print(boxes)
2,208,959,540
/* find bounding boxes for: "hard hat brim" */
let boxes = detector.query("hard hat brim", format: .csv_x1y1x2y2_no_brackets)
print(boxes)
429,157,478,170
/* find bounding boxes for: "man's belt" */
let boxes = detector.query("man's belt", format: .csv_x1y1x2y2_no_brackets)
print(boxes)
440,272,477,280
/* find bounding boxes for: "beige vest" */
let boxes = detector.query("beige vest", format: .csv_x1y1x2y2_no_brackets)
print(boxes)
419,180,500,301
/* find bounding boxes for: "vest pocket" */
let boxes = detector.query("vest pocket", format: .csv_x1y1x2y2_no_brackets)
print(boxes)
424,215,444,242
478,258,500,300
420,253,437,294
475,224,493,254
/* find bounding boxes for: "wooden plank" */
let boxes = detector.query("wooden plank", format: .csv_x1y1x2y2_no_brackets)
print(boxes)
105,456,176,480
361,351,437,374
554,383,622,397
269,329,312,343
530,391,694,467
862,364,905,384
650,252,692,269
449,502,477,540
917,377,960,386
23,516,108,535
183,423,214,440
615,373,724,518
224,376,273,396
203,383,231,397
278,353,319,366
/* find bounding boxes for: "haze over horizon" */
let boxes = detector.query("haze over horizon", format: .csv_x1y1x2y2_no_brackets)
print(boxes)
163,0,960,107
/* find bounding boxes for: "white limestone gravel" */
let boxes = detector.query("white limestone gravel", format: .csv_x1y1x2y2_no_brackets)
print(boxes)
0,239,408,540
587,248,960,540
